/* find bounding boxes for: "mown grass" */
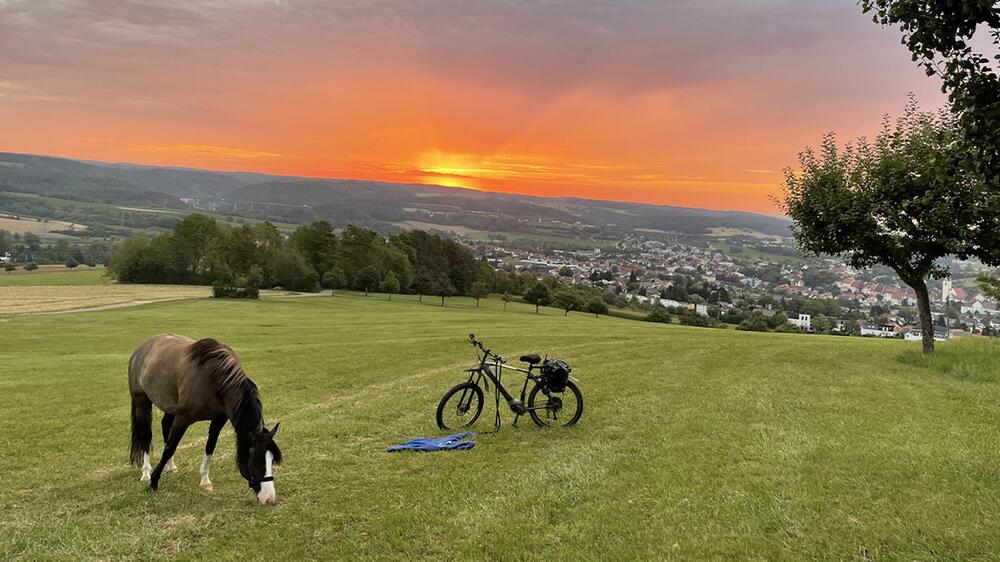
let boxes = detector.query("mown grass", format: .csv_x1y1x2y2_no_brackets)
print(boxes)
2,292,1000,561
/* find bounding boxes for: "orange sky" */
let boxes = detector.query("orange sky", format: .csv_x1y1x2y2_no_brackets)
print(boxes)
0,1,943,215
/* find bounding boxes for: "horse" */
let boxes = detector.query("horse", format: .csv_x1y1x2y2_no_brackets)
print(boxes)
128,334,283,505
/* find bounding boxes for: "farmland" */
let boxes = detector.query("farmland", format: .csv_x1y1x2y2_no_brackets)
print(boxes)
2,290,1000,560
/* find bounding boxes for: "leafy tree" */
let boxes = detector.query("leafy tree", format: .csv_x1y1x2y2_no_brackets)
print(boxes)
288,220,338,276
379,271,401,300
553,288,583,316
646,305,671,324
737,312,768,332
781,103,999,353
523,282,552,314
323,267,348,294
23,261,38,274
266,248,319,292
4,262,15,274
23,232,40,251
845,319,862,336
65,257,79,268
412,267,433,303
468,281,489,307
861,1,1000,186
558,266,574,277
587,298,609,319
433,271,455,307
812,314,833,335
356,265,380,296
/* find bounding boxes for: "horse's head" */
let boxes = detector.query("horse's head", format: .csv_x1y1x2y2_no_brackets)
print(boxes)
238,422,282,505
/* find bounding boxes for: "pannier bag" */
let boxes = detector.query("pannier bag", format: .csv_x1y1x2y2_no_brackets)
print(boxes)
541,359,572,392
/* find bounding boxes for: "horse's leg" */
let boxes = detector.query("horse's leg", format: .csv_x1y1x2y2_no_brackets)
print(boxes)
129,393,154,482
199,415,227,492
149,416,190,491
160,413,178,473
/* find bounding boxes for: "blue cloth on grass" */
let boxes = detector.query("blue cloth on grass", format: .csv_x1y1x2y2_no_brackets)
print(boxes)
386,432,477,453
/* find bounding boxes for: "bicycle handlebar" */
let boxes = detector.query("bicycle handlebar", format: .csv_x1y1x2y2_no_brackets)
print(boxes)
468,333,504,363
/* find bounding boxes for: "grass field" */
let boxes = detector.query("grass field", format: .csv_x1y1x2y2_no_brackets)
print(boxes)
0,215,86,234
3,290,1000,560
0,265,110,286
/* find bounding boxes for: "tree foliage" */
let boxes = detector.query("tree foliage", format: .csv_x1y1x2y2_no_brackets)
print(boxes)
781,103,999,352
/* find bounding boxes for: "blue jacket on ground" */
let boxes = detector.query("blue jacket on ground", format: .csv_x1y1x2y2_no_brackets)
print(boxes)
386,432,477,453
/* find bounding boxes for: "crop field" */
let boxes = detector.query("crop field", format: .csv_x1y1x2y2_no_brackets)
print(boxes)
0,265,110,286
0,215,86,234
2,293,1000,560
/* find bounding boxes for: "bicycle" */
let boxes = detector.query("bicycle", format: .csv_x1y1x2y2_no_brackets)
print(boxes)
436,333,584,431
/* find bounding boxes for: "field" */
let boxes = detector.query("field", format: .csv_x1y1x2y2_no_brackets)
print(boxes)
0,267,209,314
3,287,1000,560
0,215,86,234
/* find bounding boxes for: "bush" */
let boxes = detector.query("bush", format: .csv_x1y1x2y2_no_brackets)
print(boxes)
212,284,260,299
65,257,79,268
646,305,672,324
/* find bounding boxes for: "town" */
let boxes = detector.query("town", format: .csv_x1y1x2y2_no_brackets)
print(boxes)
470,231,998,341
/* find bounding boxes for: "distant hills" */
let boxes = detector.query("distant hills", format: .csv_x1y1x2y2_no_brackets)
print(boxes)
0,152,791,239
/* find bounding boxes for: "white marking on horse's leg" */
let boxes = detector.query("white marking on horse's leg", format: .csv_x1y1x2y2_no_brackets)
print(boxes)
140,452,152,482
199,454,213,492
164,457,178,473
257,451,277,505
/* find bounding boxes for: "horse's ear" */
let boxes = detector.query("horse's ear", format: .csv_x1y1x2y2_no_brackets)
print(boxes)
268,422,280,438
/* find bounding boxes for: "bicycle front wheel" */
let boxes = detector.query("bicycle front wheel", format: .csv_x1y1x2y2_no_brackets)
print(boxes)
436,382,484,430
527,381,583,427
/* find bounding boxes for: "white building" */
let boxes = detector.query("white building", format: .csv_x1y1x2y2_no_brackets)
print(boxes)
904,328,951,342
861,324,896,338
788,313,811,331
941,278,953,304
0,253,11,264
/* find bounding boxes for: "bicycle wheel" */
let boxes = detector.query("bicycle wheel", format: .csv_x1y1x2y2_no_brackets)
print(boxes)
527,381,583,427
436,382,484,430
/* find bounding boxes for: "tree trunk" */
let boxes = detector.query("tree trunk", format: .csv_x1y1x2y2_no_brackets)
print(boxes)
475,298,480,308
564,309,569,316
535,304,539,314
418,293,423,303
365,287,369,296
440,295,445,307
912,278,935,353
503,302,508,311
388,293,392,301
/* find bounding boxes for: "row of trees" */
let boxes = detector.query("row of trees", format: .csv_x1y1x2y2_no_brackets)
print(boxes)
106,214,494,296
0,228,112,267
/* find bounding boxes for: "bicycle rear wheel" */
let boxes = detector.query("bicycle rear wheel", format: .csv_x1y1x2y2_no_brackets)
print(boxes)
527,381,583,427
436,382,484,430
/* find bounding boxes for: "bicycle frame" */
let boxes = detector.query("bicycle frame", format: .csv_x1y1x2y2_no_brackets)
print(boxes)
464,346,543,417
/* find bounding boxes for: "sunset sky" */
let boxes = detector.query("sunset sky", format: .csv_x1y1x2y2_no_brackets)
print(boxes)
0,0,943,214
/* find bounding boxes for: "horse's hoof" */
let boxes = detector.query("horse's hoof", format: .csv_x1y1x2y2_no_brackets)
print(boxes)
200,483,213,493
140,473,151,483
164,461,178,473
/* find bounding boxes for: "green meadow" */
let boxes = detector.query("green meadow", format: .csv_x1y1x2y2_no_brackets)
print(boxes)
2,289,1000,561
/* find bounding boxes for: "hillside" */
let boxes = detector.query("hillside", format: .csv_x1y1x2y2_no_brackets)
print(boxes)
2,288,999,560
0,152,791,240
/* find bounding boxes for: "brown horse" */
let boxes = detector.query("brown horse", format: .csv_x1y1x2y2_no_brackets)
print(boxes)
128,334,282,505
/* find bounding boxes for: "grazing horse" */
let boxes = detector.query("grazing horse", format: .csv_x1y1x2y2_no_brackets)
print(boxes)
128,334,283,505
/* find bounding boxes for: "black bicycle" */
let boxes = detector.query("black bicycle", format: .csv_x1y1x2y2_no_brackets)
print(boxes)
436,333,584,430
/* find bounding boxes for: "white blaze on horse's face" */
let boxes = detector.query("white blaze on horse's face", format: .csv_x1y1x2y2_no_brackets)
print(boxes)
257,450,276,505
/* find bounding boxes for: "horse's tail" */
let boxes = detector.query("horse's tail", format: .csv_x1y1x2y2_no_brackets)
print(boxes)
129,394,153,466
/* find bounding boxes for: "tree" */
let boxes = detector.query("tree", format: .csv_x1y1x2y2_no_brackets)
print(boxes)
781,103,998,353
65,257,79,268
558,266,574,278
4,262,15,274
266,248,319,292
379,271,401,300
23,261,38,274
356,265,380,296
412,268,433,303
523,282,552,314
587,298,609,319
647,305,671,324
288,220,338,276
323,267,348,295
468,281,489,307
737,312,768,332
502,292,512,312
433,271,455,306
553,289,583,317
860,1,1000,187
813,314,833,335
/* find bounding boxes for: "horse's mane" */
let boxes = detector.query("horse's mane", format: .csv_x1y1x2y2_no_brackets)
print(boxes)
187,338,248,394
187,338,278,467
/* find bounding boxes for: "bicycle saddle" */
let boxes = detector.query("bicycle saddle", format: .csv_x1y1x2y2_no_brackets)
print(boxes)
519,354,542,365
